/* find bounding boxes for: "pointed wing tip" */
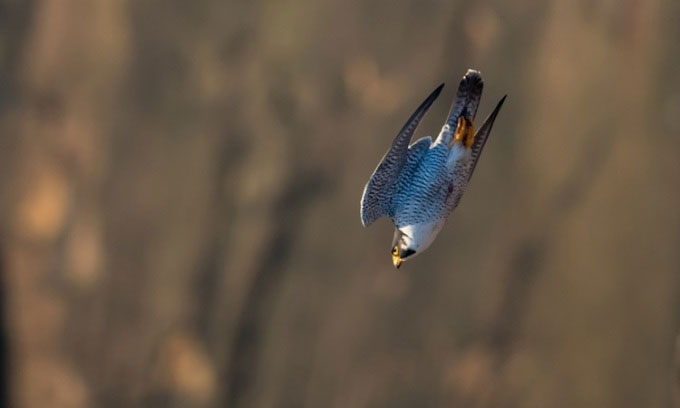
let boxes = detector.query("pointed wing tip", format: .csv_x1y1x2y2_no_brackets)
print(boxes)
429,82,445,101
466,94,506,181
412,82,444,120
492,95,507,115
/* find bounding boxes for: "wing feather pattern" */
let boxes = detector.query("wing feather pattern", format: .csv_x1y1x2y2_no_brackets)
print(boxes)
392,136,432,199
360,84,443,226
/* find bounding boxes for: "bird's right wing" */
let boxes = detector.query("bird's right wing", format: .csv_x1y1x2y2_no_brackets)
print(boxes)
360,84,443,226
467,95,506,181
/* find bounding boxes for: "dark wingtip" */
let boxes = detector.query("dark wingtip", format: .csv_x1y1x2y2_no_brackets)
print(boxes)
465,93,506,181
431,82,445,99
490,94,507,116
389,81,444,149
476,95,506,131
419,82,445,112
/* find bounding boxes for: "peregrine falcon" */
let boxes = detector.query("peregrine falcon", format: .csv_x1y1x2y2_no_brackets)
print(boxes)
360,69,506,268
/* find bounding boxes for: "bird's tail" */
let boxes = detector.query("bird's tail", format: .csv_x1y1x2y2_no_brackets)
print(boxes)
436,69,484,147
446,69,484,129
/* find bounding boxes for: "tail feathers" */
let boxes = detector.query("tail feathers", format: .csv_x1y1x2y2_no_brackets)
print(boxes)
446,69,484,129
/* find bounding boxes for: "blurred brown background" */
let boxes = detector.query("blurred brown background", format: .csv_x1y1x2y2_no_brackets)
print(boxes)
1,0,680,407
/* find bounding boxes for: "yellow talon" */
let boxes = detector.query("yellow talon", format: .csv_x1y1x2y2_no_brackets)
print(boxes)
464,117,475,147
452,116,475,147
453,116,466,144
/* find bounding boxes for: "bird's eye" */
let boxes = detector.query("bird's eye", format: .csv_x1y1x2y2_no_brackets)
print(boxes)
391,246,398,255
401,248,416,258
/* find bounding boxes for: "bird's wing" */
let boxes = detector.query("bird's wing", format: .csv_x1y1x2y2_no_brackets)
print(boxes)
392,136,432,197
360,84,443,226
403,136,432,174
467,95,506,181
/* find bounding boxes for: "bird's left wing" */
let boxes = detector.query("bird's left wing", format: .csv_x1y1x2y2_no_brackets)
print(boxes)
360,84,443,226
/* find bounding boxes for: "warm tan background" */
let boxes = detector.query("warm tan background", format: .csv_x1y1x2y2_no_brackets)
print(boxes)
1,0,679,407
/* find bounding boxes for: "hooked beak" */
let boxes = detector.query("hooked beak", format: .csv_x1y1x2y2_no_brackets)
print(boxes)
392,253,403,268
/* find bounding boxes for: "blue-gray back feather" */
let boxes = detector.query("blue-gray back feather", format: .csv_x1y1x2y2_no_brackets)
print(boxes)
360,84,443,226
388,136,432,216
393,73,502,226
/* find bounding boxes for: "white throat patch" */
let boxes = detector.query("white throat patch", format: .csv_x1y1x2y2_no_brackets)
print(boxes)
399,221,446,257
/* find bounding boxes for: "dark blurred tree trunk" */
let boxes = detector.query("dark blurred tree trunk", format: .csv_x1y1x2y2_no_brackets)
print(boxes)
0,1,39,407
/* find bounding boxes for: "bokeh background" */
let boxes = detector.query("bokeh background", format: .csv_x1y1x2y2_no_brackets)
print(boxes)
1,0,680,407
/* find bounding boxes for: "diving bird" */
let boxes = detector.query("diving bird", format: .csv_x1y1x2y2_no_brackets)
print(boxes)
360,69,506,268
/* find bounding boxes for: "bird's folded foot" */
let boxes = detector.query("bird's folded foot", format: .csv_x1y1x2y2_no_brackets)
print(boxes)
453,116,475,147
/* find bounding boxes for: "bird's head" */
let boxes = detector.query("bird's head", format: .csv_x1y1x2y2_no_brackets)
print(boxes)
390,223,443,268
390,229,417,268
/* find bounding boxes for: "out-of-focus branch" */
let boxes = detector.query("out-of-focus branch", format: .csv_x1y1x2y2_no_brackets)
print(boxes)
222,169,329,407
